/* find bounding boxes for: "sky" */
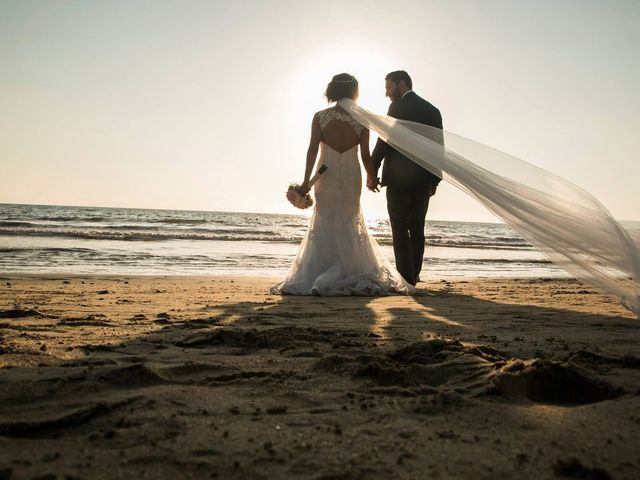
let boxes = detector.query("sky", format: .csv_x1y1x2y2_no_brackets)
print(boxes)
1,0,639,222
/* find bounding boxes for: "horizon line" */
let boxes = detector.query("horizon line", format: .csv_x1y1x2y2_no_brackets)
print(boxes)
0,201,510,224
2,201,640,225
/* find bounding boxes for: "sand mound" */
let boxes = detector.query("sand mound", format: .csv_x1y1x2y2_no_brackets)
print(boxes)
493,360,622,405
314,339,501,397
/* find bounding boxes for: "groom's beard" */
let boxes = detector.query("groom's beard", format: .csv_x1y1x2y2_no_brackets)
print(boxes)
388,86,401,102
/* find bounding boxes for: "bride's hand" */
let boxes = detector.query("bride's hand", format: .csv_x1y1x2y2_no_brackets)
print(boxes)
300,180,310,195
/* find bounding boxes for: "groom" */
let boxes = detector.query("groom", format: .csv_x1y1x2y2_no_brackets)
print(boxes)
368,70,443,286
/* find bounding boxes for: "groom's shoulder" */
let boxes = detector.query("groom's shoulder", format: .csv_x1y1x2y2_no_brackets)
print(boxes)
410,93,442,122
411,92,439,111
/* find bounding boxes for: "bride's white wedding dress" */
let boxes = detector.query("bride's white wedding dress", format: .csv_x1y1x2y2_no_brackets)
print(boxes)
271,108,413,296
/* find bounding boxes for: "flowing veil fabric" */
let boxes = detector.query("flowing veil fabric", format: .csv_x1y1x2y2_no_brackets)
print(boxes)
338,98,640,316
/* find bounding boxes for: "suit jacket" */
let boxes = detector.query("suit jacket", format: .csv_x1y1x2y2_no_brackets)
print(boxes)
371,91,443,188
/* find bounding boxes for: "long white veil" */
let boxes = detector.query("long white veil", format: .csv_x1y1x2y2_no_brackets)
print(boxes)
338,98,640,317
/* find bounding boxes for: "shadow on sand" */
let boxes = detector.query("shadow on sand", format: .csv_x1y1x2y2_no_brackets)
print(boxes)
0,282,638,479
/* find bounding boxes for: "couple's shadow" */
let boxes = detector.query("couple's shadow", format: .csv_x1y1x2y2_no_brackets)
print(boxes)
1,282,636,455
168,284,636,362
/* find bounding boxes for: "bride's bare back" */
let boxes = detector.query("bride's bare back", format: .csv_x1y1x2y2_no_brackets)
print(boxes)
301,104,375,195
318,106,362,153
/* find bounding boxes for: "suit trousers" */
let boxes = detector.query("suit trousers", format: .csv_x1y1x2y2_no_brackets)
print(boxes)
386,183,432,285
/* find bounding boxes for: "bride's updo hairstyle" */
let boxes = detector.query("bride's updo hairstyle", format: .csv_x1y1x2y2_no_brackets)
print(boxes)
324,73,359,103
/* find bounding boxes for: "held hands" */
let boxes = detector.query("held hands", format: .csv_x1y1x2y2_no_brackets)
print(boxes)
366,175,381,193
299,180,310,195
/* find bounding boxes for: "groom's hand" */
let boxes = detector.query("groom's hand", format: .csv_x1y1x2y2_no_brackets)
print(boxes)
366,176,380,192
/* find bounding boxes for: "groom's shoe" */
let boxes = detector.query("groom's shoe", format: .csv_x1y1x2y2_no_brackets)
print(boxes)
414,275,421,284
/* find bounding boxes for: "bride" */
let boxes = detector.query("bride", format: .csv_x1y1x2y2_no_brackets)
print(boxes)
271,73,413,296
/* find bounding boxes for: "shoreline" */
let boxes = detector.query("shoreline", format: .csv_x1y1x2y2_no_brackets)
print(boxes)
1,276,638,479
0,272,568,281
0,273,283,280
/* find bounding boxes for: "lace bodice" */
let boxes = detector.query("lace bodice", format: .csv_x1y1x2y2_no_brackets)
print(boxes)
316,107,363,136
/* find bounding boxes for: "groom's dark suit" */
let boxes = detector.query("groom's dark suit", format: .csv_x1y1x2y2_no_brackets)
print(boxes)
371,91,443,285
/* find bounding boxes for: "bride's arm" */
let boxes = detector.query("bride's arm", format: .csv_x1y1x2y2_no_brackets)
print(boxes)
360,129,378,191
300,114,321,194
360,128,374,175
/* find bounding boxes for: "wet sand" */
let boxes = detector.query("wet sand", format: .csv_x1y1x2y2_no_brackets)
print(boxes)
0,275,638,479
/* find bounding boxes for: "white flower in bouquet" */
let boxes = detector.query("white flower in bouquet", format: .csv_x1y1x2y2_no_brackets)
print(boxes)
286,184,314,209
286,165,328,210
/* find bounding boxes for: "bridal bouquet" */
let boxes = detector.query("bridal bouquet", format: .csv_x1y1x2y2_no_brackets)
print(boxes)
286,165,328,209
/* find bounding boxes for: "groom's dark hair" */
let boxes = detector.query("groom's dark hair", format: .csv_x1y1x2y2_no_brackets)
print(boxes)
385,70,412,89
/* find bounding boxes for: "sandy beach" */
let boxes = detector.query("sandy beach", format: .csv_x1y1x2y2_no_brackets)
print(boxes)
0,275,638,479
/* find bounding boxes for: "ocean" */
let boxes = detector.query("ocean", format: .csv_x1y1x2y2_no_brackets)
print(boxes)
0,203,592,278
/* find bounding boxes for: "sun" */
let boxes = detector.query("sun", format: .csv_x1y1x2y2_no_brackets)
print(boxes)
288,47,395,124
